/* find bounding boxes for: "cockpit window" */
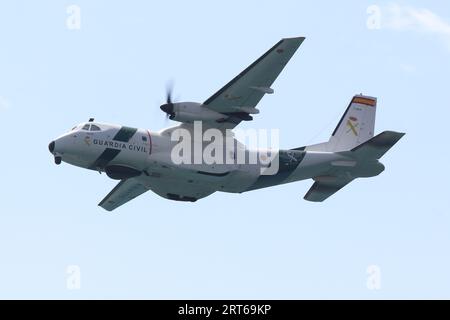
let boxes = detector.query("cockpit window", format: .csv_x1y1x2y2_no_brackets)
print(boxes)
82,124,90,130
90,124,101,131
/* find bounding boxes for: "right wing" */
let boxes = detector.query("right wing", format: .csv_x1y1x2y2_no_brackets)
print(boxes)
99,177,149,212
304,176,354,202
203,37,305,129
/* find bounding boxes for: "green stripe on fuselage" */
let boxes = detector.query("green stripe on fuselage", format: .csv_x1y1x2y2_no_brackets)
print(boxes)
113,126,137,142
246,150,306,191
90,148,121,170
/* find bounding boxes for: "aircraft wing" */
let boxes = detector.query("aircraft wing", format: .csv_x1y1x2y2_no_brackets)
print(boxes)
98,166,218,211
99,177,149,212
304,176,354,202
203,37,305,129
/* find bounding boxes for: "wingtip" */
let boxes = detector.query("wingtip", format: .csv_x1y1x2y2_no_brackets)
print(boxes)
394,131,406,141
98,203,114,212
283,36,306,41
384,130,406,137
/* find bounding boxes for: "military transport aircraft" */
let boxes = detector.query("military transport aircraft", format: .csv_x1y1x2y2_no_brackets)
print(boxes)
48,37,404,211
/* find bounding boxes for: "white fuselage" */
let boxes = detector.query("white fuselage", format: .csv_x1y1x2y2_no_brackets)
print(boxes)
49,121,384,202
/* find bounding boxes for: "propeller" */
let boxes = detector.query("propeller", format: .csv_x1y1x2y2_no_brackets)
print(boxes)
160,82,176,120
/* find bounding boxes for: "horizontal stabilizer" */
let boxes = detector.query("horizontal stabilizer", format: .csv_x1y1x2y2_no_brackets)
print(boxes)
304,176,354,202
350,131,405,159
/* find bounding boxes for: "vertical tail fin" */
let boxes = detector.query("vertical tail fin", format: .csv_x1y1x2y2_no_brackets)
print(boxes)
307,95,377,152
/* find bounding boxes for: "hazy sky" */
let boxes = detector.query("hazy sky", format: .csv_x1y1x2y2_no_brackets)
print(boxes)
1,0,449,299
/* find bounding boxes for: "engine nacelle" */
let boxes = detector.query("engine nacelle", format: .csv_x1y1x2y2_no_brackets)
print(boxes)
105,165,141,180
169,102,226,123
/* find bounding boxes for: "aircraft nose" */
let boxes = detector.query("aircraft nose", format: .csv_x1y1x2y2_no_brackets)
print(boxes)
48,141,55,153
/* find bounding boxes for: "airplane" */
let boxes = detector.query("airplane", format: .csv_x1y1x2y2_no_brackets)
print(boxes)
48,37,404,211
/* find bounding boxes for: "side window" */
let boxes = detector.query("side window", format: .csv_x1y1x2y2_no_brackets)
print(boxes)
90,125,101,131
82,124,90,130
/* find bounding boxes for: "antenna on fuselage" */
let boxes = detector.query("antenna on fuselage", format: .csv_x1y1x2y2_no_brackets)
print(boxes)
88,118,94,122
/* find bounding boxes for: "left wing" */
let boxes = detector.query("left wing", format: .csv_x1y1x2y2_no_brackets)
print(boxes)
99,177,149,211
98,166,218,211
203,37,305,128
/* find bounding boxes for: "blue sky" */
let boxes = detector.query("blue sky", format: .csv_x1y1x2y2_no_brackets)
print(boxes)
1,0,449,299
